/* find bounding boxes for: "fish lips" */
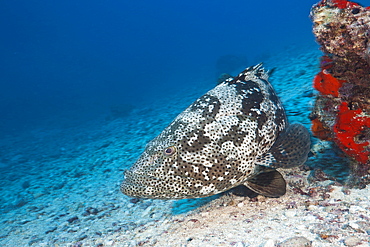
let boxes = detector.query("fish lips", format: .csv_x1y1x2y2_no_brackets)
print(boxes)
121,169,197,199
120,170,154,198
121,169,171,199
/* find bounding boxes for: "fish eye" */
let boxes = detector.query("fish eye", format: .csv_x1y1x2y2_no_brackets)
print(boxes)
164,146,176,156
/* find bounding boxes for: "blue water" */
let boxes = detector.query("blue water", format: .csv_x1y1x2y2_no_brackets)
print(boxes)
0,0,317,138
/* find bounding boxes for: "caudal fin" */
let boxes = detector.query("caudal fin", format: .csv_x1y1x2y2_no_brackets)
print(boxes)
256,123,311,169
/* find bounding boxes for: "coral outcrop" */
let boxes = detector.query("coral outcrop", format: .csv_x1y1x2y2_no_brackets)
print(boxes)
310,0,370,186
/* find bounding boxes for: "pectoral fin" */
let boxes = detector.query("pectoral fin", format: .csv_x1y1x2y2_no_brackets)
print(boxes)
243,168,286,198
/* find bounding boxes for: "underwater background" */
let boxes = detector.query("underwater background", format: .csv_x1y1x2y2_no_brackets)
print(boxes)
3,0,364,246
0,0,317,138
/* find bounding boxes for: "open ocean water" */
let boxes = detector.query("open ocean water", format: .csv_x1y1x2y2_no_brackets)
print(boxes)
0,0,356,246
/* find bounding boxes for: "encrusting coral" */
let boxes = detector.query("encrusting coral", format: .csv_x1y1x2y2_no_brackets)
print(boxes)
310,0,370,186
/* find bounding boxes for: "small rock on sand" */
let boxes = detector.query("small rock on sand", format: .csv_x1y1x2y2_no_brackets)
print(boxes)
277,236,312,247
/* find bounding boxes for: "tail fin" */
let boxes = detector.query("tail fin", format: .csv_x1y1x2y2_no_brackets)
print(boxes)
256,123,311,168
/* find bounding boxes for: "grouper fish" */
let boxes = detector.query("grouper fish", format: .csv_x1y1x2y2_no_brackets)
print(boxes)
121,64,311,199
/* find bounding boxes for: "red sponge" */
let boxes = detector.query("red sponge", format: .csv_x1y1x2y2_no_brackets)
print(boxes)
334,102,370,164
313,71,345,97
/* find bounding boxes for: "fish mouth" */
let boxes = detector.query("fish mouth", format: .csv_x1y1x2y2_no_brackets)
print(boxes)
123,169,160,185
121,169,197,199
120,169,162,198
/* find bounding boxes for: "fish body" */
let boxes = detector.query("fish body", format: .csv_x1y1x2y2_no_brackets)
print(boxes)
121,64,311,199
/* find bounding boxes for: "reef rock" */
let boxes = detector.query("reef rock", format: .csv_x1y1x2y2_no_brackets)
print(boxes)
310,0,370,186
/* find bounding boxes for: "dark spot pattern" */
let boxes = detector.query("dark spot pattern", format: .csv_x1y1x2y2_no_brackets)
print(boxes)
218,123,248,147
189,94,221,119
233,79,264,116
179,129,211,152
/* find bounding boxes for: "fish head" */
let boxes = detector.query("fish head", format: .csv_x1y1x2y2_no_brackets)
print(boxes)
120,127,211,199
120,102,252,199
120,137,185,199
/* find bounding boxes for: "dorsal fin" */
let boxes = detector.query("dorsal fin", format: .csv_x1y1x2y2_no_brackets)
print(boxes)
228,63,269,83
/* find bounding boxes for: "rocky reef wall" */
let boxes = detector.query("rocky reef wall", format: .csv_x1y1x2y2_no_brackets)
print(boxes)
310,0,370,186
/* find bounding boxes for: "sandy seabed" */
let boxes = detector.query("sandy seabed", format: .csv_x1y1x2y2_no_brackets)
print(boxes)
2,44,369,247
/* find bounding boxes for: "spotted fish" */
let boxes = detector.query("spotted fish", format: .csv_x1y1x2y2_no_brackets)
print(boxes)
121,64,311,199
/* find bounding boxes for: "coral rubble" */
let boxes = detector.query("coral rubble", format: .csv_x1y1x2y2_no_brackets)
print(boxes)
310,0,370,185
